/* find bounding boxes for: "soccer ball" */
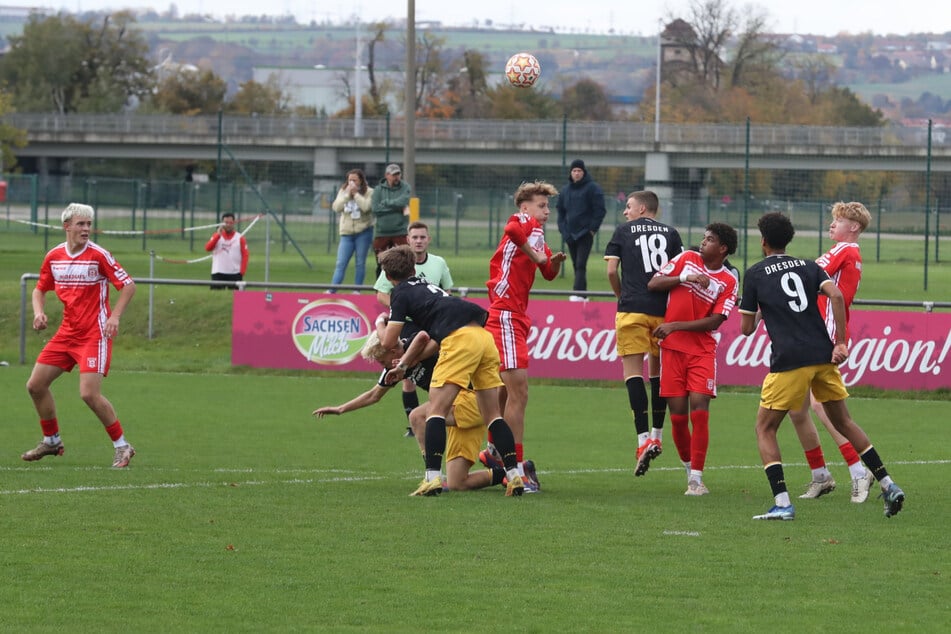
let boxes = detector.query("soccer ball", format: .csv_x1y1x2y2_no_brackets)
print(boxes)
504,52,541,88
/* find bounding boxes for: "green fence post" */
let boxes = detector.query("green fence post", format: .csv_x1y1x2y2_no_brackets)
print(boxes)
876,193,882,263
141,182,149,252
131,179,138,231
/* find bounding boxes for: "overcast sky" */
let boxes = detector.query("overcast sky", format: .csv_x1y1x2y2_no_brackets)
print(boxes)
49,0,951,37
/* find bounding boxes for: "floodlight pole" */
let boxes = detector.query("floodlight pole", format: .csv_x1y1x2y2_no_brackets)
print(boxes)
654,21,662,145
355,22,364,138
404,0,416,189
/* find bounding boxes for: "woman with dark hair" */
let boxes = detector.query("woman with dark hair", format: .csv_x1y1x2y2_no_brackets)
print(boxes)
329,169,374,290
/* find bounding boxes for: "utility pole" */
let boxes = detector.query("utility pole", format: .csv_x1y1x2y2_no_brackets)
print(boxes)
404,0,416,191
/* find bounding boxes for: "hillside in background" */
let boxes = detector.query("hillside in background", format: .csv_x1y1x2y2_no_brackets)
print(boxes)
1,11,949,123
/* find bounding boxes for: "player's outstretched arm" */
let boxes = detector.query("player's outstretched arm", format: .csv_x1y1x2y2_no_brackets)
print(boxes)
312,384,389,418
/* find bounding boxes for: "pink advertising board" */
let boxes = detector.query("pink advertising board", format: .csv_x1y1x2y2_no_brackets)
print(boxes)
232,291,951,391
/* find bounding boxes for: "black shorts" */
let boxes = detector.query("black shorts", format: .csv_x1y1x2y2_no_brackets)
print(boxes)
211,272,243,290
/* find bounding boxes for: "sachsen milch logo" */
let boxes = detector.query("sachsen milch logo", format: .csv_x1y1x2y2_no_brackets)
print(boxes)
291,299,371,365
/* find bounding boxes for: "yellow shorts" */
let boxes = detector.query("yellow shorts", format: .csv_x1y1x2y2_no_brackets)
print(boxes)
431,326,503,391
760,364,850,411
616,312,663,357
446,390,485,463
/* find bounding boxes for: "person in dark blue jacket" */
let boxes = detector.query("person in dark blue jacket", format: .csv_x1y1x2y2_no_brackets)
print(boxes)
556,159,607,300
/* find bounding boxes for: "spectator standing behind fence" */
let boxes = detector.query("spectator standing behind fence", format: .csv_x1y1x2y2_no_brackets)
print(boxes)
205,212,249,290
371,163,412,277
329,169,375,291
556,159,606,301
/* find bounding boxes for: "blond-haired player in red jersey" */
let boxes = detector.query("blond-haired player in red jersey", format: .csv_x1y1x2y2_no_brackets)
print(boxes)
22,203,137,468
648,223,738,496
482,181,567,492
789,202,876,503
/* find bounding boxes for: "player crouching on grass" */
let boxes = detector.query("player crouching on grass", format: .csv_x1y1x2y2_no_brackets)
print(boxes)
377,245,525,497
313,319,508,494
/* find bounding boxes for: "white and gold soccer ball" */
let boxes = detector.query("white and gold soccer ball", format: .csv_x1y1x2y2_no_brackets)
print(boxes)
504,52,541,88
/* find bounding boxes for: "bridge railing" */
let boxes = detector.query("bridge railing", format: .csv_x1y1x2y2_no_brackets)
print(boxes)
5,113,945,148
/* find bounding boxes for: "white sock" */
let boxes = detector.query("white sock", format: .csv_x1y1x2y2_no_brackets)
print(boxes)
683,461,691,477
811,467,832,481
879,475,893,489
848,462,867,480
112,435,127,449
637,432,649,447
425,469,441,481
776,492,792,507
517,462,525,477
44,434,61,445
689,469,703,482
650,428,662,442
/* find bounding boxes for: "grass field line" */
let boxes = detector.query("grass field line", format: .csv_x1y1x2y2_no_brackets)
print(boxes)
2,459,945,496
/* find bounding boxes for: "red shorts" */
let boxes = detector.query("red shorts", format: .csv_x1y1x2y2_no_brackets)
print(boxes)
36,330,112,375
485,308,531,371
659,347,717,398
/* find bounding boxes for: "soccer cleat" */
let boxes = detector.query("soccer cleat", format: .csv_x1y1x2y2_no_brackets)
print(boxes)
850,469,875,504
798,476,836,499
505,474,525,497
403,426,415,438
21,440,65,462
685,479,710,496
522,459,541,493
478,446,504,471
634,439,662,477
752,505,796,521
880,483,905,518
111,444,135,468
409,476,443,497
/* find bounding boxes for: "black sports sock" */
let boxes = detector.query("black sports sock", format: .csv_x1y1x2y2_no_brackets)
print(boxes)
424,417,446,472
626,376,649,436
860,446,889,481
765,463,788,497
650,376,667,429
487,418,517,470
490,467,506,486
402,390,420,418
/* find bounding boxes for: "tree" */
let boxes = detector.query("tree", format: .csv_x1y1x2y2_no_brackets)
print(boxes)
0,12,153,114
227,77,290,115
0,90,27,171
484,84,561,120
150,68,226,115
560,79,614,121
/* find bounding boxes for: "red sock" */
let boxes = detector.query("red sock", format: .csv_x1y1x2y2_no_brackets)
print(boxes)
690,410,710,472
40,418,59,437
515,443,524,464
670,414,691,462
804,445,826,470
838,441,861,467
104,420,123,442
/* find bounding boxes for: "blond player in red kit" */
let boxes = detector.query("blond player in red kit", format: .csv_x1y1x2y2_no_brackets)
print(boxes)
22,203,137,468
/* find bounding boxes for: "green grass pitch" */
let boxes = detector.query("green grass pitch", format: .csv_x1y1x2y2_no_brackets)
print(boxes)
1,368,946,632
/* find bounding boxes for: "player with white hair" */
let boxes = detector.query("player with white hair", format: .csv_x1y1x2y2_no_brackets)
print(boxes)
22,202,138,468
313,318,507,494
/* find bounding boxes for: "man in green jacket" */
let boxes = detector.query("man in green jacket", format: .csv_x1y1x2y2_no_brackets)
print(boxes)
371,163,412,277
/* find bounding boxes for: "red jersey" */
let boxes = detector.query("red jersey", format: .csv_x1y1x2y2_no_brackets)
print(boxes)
655,250,737,357
37,241,134,339
816,241,861,340
487,212,559,314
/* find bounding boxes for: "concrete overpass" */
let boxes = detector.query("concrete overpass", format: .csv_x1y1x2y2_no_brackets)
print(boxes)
7,113,949,196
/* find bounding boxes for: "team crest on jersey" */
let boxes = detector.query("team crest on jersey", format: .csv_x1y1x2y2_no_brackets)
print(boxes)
291,299,371,365
87,357,97,369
